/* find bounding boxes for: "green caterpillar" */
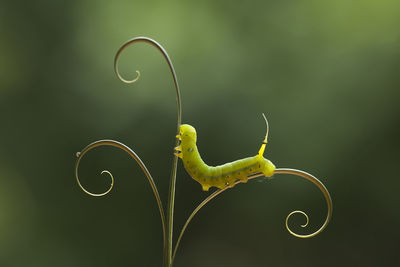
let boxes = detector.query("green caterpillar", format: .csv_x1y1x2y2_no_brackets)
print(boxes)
174,115,275,191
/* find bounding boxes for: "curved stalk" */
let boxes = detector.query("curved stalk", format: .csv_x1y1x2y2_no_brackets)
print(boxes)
75,139,166,253
275,168,332,238
114,37,182,266
172,168,332,262
114,37,182,127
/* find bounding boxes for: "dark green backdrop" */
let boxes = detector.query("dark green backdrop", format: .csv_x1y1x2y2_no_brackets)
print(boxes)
1,0,399,266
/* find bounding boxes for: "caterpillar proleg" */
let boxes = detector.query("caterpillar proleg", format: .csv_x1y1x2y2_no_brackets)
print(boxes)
175,114,275,191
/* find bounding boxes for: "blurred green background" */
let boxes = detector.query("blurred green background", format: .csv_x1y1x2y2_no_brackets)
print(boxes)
1,0,399,266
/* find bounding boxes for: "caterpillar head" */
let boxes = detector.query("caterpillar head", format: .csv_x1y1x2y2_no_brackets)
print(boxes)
179,124,197,143
261,158,276,177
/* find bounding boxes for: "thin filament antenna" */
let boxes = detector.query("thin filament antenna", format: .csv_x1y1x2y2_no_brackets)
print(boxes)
114,37,182,128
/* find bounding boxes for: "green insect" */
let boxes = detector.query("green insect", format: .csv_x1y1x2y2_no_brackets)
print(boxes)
174,114,275,191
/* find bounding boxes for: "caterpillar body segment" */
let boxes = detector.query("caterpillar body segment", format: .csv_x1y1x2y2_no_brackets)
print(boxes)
175,124,275,191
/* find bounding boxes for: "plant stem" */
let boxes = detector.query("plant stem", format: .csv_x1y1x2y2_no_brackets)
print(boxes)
165,150,179,266
114,37,182,266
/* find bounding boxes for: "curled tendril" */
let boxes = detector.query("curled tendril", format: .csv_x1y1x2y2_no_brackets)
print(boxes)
114,36,181,128
286,210,309,229
75,168,114,197
172,168,332,261
275,168,332,238
75,150,115,197
116,70,141,84
113,36,182,265
74,139,167,253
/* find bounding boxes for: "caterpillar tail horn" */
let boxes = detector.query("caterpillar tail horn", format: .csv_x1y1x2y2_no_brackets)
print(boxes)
258,113,269,157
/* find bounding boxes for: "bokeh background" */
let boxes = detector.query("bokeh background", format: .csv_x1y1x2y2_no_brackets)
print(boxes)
1,0,399,266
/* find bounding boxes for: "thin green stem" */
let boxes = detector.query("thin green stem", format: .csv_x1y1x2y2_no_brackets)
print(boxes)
166,145,179,266
172,168,332,262
114,37,182,266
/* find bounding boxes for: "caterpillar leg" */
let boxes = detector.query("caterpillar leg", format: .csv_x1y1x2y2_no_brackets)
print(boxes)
174,134,183,157
174,145,183,158
201,184,210,191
